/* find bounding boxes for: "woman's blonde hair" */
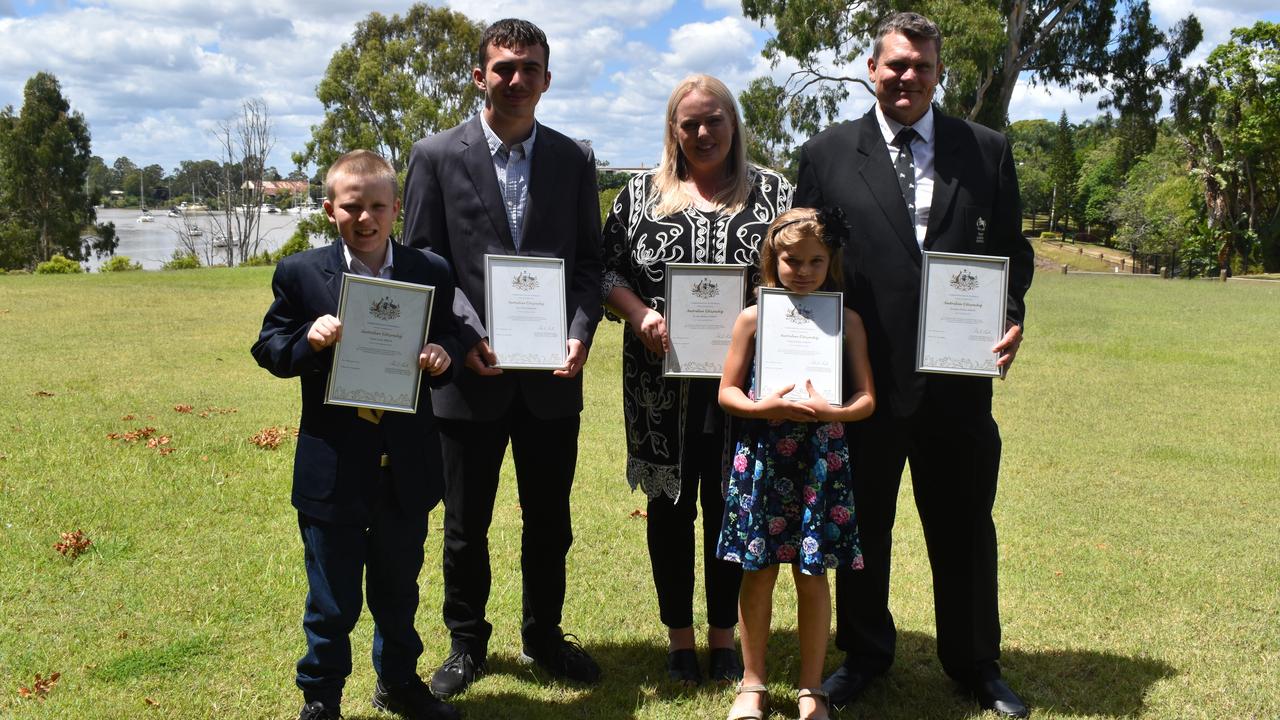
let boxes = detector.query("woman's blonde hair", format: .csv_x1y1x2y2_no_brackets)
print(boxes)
759,207,844,291
651,74,751,217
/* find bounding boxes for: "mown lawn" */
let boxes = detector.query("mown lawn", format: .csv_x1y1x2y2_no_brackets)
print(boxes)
0,268,1276,719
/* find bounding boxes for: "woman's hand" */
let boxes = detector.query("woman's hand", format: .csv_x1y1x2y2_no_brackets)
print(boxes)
629,307,669,355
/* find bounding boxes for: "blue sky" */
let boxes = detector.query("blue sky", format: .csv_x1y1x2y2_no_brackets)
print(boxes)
0,0,1274,173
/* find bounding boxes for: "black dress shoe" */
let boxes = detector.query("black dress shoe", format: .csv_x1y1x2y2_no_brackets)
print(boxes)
429,649,486,700
519,633,602,684
707,647,744,683
966,677,1029,719
372,677,461,720
821,663,877,708
666,648,701,685
299,700,341,720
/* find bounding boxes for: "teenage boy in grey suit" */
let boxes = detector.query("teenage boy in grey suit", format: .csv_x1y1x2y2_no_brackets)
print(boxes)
793,12,1034,719
400,17,603,700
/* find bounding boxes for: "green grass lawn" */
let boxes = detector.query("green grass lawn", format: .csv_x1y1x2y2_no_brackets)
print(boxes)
1,268,1276,719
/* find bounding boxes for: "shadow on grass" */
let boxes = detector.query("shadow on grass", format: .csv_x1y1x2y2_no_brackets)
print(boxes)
836,631,1177,720
340,629,1174,719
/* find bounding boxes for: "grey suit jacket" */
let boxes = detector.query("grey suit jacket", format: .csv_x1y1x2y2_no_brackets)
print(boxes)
402,115,603,421
795,106,1034,419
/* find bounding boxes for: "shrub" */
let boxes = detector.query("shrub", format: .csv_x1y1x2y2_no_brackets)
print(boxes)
35,255,83,274
162,251,201,270
100,255,142,272
274,231,312,261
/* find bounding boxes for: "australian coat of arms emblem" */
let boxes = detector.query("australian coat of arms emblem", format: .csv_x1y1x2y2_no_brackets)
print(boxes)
785,304,815,324
691,278,720,299
512,271,539,291
949,268,980,291
369,296,401,321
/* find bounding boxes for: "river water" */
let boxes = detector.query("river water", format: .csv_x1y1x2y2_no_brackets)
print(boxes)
88,208,323,270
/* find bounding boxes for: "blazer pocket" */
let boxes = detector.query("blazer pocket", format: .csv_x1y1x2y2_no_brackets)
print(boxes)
292,433,338,501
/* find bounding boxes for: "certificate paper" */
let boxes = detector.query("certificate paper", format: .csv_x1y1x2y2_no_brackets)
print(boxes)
755,288,843,406
325,274,434,413
916,251,1009,377
484,254,567,370
663,263,747,378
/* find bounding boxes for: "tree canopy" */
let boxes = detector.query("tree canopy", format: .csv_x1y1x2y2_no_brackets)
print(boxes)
0,72,96,268
294,4,485,175
738,0,1200,163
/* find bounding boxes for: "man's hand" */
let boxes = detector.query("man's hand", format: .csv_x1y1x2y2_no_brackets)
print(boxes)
630,307,669,355
465,339,502,376
554,338,588,378
419,342,452,376
307,315,342,351
993,322,1023,375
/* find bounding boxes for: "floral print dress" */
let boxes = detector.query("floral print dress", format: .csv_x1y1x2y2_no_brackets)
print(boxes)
716,378,864,575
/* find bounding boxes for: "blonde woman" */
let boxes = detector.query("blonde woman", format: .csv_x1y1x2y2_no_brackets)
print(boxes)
602,74,792,685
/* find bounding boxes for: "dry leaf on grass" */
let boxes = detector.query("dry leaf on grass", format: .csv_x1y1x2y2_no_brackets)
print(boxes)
174,404,193,413
250,427,285,449
33,390,54,398
54,530,92,558
18,672,60,700
629,509,648,519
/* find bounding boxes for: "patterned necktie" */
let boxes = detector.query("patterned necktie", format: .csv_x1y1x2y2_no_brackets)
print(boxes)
893,127,919,227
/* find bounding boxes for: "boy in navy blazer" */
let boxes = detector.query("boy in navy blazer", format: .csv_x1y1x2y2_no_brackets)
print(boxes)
252,150,464,720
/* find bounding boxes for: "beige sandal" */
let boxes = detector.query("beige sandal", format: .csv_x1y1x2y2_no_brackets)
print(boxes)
728,683,770,720
797,687,829,720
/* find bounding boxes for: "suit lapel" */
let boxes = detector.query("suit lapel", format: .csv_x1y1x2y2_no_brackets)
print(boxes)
460,117,516,252
853,110,920,263
323,241,344,309
523,125,556,252
925,110,961,249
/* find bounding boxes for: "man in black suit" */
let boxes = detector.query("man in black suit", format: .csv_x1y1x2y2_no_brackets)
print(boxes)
793,12,1035,719
401,18,604,699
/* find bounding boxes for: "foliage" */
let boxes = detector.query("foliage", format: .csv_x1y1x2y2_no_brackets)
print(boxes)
1110,133,1206,275
295,4,484,175
599,187,623,226
208,98,274,267
1073,137,1122,237
34,254,83,274
1173,21,1280,274
161,251,201,270
274,232,313,261
738,0,1200,159
292,211,338,245
99,255,142,273
0,72,96,266
1008,119,1055,218
1049,111,1079,231
240,251,275,267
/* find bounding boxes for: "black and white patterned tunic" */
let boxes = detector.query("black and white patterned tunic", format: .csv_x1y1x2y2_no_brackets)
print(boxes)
602,166,793,500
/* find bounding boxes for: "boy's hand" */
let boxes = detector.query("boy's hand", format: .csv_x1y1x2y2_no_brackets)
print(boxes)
756,385,818,422
419,343,451,376
307,315,342,351
465,339,503,376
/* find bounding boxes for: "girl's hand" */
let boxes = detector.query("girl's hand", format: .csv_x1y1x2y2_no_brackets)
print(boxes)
799,380,832,420
755,385,818,422
629,307,668,355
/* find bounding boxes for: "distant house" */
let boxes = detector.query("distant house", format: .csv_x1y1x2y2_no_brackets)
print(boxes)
240,180,309,199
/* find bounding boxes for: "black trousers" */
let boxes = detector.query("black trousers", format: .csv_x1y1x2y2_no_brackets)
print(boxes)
438,393,580,656
646,380,742,630
296,469,428,705
834,405,1003,683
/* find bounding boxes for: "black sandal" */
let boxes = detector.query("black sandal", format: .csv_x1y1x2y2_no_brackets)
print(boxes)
666,648,702,685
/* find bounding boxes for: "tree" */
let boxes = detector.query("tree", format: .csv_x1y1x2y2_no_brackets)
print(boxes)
208,98,274,266
1110,132,1205,274
738,0,1200,159
294,4,484,176
1073,136,1121,237
1173,21,1280,274
1049,111,1078,231
1007,119,1055,223
0,72,96,267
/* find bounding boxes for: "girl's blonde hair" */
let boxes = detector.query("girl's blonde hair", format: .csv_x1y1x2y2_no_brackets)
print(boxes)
651,74,752,217
759,207,845,291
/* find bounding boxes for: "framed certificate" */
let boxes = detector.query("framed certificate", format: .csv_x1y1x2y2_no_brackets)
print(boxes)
484,254,567,370
916,251,1009,377
663,263,747,378
325,274,435,413
755,288,843,406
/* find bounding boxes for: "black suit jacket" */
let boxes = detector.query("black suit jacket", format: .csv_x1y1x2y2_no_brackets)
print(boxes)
251,241,463,524
401,116,603,422
795,106,1034,419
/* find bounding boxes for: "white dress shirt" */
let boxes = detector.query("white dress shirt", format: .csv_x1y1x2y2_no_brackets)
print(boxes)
342,238,394,279
875,104,936,248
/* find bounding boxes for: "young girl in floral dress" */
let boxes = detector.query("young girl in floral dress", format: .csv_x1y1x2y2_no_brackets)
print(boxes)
716,207,875,720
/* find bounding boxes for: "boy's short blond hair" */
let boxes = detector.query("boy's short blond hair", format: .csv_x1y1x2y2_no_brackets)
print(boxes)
324,150,398,200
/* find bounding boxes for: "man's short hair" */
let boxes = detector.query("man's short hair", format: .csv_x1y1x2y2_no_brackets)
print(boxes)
478,18,550,69
873,12,943,60
325,149,397,200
